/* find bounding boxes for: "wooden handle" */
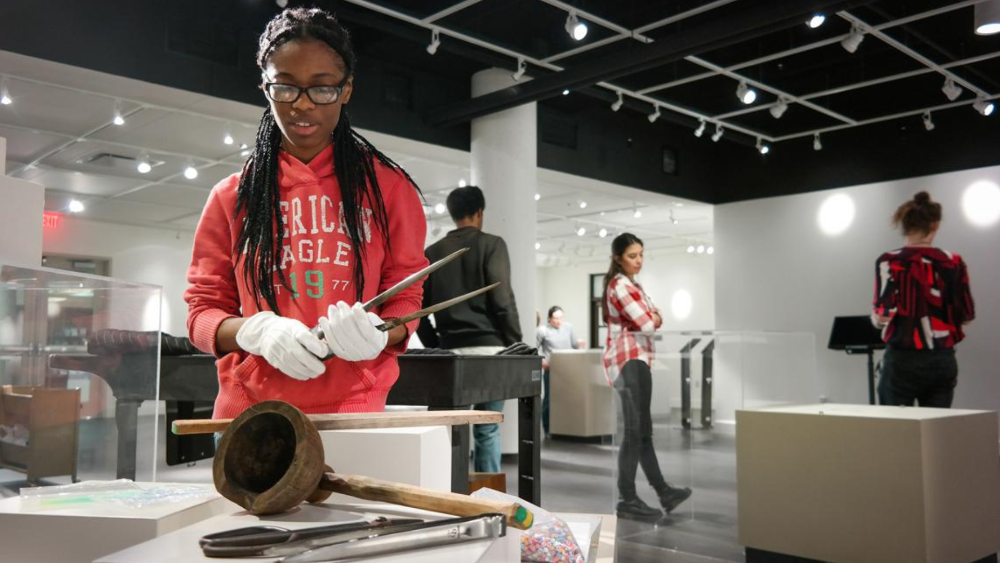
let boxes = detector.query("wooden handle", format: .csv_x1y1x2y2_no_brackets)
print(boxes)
173,410,503,435
320,473,533,530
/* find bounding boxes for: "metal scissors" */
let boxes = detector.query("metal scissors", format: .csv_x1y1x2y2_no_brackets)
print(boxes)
309,247,500,358
199,516,425,558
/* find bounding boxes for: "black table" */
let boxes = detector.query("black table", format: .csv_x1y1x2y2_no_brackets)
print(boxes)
389,355,543,506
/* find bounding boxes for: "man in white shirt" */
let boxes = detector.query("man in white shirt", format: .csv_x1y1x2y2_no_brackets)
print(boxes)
535,306,586,436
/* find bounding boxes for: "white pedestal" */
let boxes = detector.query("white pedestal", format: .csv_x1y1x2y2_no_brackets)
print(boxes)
96,500,520,563
737,404,1000,563
0,136,45,266
318,426,451,496
0,483,229,563
550,350,615,438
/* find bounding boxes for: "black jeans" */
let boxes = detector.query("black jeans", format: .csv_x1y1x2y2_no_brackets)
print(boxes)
878,346,958,408
615,360,668,499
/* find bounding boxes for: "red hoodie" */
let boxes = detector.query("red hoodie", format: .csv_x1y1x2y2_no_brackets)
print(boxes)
184,145,428,419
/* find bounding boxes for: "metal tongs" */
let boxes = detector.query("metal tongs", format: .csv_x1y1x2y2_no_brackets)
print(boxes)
277,513,506,563
309,247,499,359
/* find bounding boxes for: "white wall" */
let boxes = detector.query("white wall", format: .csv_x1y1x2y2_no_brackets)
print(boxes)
42,217,194,336
0,137,45,266
716,165,1000,413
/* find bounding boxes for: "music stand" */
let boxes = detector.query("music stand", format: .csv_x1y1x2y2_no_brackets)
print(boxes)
828,316,886,405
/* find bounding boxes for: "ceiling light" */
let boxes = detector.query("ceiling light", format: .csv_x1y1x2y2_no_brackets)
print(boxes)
0,76,12,106
807,14,826,28
736,81,757,104
241,148,251,157
756,138,770,155
941,78,963,101
458,178,467,187
599,228,608,238
565,11,588,41
711,124,724,142
973,98,995,116
579,201,587,209
670,211,679,225
223,124,234,146
534,193,541,201
674,202,684,207
275,0,288,7
183,161,199,180
694,119,706,137
686,245,695,254
535,242,541,250
576,226,586,236
813,132,823,151
512,58,526,81
975,1,1000,35
770,97,789,119
633,208,642,219
112,99,125,126
648,105,661,123
841,25,865,53
611,91,624,112
68,199,85,213
696,245,705,254
240,143,248,150
707,246,715,255
922,111,935,131
137,153,152,174
426,29,441,55
562,89,570,96
434,203,446,214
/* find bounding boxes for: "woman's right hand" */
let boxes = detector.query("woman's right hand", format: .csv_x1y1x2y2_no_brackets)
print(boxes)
652,311,663,329
235,311,328,380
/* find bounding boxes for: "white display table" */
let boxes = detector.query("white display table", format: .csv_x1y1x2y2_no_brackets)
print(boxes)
95,500,520,563
0,483,229,563
550,350,614,439
737,404,1000,563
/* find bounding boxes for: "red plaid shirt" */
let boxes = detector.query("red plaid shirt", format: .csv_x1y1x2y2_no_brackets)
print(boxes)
603,274,658,384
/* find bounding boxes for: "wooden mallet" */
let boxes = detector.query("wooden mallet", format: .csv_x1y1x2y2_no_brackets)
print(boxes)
213,400,534,530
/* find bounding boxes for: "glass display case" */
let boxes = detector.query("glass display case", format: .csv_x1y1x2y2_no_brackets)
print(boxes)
0,264,162,489
610,330,818,562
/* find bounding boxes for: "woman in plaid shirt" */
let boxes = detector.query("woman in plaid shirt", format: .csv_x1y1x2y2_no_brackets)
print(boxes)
602,233,692,521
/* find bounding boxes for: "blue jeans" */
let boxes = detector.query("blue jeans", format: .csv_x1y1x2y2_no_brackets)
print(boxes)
473,400,505,473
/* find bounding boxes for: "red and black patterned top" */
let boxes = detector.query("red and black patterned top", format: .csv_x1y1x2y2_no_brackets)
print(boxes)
872,246,975,350
603,273,658,384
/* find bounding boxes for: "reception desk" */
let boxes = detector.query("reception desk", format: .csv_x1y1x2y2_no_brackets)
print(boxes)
737,404,1000,563
550,350,614,440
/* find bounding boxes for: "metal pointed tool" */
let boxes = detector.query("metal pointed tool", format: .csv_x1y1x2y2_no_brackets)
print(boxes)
310,247,468,340
375,281,501,332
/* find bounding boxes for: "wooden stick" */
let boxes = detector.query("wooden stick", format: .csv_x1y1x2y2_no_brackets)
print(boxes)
321,473,534,530
173,410,503,435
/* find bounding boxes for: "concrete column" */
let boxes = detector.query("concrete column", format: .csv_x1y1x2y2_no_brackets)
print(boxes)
470,69,537,343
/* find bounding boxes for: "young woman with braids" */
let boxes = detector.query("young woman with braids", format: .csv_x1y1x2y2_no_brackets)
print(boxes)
872,192,975,408
602,233,691,522
184,7,428,420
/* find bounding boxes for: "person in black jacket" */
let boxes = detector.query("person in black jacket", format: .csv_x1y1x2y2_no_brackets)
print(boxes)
417,185,522,473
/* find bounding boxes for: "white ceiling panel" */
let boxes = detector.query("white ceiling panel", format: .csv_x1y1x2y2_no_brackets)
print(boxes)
0,78,131,135
21,166,144,196
91,108,257,162
117,183,211,211
82,199,200,224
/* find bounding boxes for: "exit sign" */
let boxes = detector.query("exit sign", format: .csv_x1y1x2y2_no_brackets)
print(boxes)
43,211,61,229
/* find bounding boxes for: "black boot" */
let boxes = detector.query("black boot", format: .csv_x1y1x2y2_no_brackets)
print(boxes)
616,496,663,521
655,484,692,514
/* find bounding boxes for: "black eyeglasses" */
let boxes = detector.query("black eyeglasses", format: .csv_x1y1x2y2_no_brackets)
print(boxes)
264,80,348,105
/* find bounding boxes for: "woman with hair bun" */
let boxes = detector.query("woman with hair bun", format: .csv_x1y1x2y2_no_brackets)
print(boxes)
872,191,975,408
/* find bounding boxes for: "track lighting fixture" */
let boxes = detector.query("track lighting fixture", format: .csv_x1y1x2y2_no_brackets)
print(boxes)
711,124,724,142
565,11,588,41
535,193,541,201
611,91,623,112
669,211,679,225
974,1,1000,35
512,58,526,81
941,78,963,101
633,208,642,219
770,97,789,119
183,160,199,180
922,111,935,131
434,203,446,214
757,138,770,155
576,225,586,237
696,245,706,254
535,241,541,250
841,25,865,53
562,89,570,96
707,246,715,255
813,132,823,151
579,201,587,209
136,153,152,174
736,81,757,104
275,0,288,7
599,228,608,238
68,199,85,213
223,123,234,146
693,119,706,137
973,98,995,116
1,76,12,106
686,245,695,254
648,105,661,123
426,29,440,55
807,14,826,28
458,178,467,187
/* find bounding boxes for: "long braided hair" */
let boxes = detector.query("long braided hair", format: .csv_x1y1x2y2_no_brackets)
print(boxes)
235,7,419,313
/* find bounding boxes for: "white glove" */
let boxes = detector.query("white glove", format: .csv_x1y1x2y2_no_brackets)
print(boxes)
236,311,328,381
318,301,389,361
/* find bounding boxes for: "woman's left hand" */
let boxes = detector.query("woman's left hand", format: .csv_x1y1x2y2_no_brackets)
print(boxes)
318,302,389,361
